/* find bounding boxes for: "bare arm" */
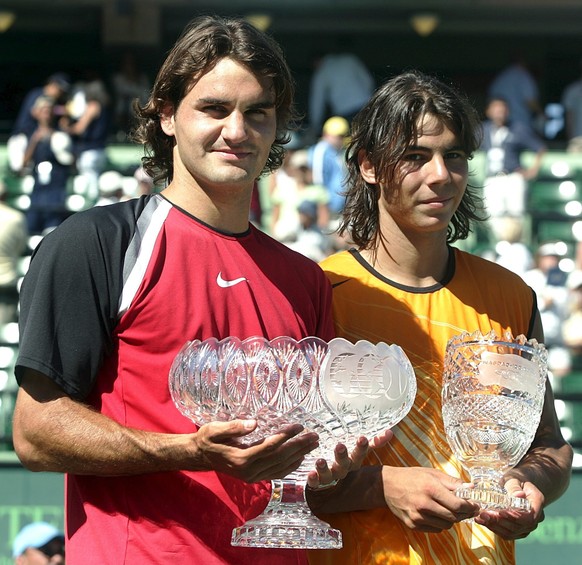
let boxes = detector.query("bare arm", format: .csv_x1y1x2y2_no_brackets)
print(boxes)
503,382,573,505
307,438,480,533
22,127,51,169
66,100,101,136
521,147,546,180
13,368,319,482
506,310,573,504
475,310,573,539
308,463,480,532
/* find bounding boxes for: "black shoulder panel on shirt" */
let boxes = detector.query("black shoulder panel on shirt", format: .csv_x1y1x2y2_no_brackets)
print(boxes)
15,195,154,399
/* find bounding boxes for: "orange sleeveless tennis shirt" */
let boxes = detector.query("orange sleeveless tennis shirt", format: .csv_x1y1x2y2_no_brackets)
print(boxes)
311,247,536,565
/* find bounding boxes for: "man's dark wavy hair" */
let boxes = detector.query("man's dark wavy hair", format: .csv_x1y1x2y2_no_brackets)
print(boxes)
339,70,486,249
132,15,297,185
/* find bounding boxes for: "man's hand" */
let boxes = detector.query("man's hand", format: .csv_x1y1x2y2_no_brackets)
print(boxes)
191,420,320,483
306,429,394,490
382,466,480,532
474,479,545,539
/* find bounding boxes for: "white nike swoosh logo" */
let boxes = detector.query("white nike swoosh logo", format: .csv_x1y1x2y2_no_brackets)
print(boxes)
217,272,248,288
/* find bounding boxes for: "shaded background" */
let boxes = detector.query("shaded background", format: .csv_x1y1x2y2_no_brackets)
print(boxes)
1,0,582,140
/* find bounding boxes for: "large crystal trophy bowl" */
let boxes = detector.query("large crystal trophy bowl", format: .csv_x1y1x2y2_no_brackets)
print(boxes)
442,331,548,512
169,336,416,549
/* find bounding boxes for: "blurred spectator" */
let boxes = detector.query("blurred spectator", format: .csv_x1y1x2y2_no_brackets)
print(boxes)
11,73,71,139
0,181,28,323
523,242,569,346
308,116,349,220
541,102,565,140
270,149,329,242
96,168,155,206
480,97,546,242
561,56,582,152
563,270,582,354
95,170,125,206
523,242,572,378
61,75,111,203
488,53,543,129
8,73,71,173
287,200,333,262
266,132,303,203
307,44,374,140
21,96,74,235
133,166,155,197
12,521,65,564
490,217,534,277
111,51,151,140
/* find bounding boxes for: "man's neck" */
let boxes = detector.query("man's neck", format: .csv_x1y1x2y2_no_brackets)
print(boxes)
161,179,253,234
361,231,450,288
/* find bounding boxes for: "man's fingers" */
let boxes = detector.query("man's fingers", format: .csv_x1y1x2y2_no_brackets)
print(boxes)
348,436,369,467
198,420,320,479
369,429,394,449
306,458,334,488
206,420,316,451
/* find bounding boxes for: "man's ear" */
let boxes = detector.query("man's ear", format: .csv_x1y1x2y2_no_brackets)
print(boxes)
359,150,377,184
159,104,175,137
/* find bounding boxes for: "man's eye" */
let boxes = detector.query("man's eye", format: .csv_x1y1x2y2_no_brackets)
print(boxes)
203,105,226,114
403,153,424,161
446,151,467,160
247,108,270,119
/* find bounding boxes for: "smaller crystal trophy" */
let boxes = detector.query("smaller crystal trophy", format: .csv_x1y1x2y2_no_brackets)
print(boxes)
442,331,547,511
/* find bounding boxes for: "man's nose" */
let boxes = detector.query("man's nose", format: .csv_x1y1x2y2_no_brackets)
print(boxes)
223,111,248,142
427,154,451,183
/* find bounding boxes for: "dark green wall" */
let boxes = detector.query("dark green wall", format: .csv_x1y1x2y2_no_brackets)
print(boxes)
0,459,580,563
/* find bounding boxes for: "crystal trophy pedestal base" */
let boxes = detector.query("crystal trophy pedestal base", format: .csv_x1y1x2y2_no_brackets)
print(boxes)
455,468,530,512
231,477,342,549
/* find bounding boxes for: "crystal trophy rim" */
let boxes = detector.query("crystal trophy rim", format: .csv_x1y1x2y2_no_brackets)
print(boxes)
445,330,548,363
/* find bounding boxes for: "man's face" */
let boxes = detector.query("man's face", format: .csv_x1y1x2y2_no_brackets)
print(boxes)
326,133,346,150
160,57,277,195
360,114,468,239
33,102,54,125
16,538,65,565
45,83,63,100
486,100,510,126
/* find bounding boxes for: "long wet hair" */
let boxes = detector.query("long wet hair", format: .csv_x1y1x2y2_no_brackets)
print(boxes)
340,70,485,249
132,15,297,185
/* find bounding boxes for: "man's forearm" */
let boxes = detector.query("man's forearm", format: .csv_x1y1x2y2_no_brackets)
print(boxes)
307,464,385,514
506,442,573,506
13,390,196,476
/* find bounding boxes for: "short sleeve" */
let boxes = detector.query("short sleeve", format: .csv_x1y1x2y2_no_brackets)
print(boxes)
15,199,143,399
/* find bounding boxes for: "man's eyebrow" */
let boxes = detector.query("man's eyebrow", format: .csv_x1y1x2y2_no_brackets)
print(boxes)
197,97,275,109
198,97,227,105
249,100,276,110
407,143,466,152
